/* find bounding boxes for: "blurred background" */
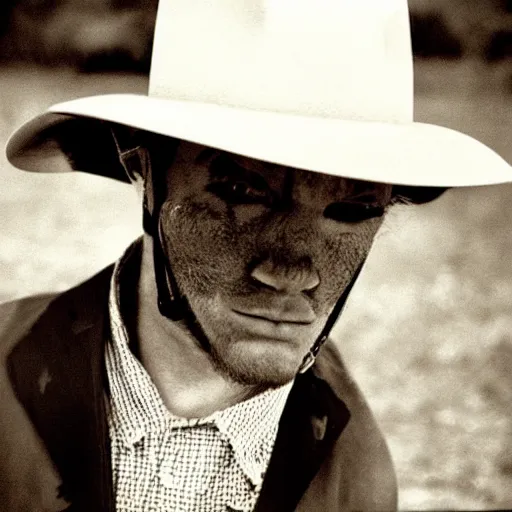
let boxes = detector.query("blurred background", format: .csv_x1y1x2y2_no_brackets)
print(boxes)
0,0,511,509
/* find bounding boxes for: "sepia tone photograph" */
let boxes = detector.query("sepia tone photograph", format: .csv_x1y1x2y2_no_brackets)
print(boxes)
0,0,511,510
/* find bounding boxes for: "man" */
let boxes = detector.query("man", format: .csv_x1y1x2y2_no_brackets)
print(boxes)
1,0,510,511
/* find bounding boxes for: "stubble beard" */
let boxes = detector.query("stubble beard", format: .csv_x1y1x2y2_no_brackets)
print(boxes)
197,312,299,391
188,295,306,389
207,335,298,389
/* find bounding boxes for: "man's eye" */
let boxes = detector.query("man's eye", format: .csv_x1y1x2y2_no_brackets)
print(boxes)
207,180,273,205
323,202,385,223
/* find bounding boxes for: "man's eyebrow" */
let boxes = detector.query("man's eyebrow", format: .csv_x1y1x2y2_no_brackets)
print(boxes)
194,147,218,165
343,179,391,201
207,153,272,190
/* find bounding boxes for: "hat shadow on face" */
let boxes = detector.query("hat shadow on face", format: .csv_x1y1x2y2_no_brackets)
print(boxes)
47,118,447,206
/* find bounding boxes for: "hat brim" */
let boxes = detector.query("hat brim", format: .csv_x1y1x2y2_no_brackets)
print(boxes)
6,93,511,187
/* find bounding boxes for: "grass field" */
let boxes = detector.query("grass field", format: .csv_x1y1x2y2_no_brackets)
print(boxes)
0,61,511,509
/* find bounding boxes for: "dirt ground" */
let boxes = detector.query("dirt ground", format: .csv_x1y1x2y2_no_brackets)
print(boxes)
0,61,511,509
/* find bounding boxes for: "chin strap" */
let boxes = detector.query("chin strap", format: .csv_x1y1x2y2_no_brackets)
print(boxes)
111,127,190,322
297,260,365,374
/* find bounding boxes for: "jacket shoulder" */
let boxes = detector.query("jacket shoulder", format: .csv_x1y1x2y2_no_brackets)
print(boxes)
0,294,56,360
0,263,116,361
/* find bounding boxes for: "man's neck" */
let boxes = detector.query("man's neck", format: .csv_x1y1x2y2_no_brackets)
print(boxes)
132,238,259,419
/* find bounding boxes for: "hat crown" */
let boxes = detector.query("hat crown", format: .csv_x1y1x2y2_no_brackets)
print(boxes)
149,0,414,123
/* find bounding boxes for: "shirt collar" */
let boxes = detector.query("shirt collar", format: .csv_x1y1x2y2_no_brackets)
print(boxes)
106,241,293,486
211,384,292,486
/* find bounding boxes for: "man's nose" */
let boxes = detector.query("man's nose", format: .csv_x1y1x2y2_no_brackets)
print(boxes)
250,258,320,294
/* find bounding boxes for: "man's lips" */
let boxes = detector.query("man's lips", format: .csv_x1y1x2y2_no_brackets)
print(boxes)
232,309,315,325
229,309,313,341
228,297,317,341
232,297,316,324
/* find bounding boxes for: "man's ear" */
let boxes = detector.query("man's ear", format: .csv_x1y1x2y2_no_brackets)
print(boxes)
55,118,131,182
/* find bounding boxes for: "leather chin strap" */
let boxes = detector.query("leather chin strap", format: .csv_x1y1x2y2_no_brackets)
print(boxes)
111,127,365,372
111,127,212,356
110,127,189,320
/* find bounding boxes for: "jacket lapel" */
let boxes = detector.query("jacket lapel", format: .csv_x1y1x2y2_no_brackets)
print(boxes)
6,267,115,512
255,370,350,512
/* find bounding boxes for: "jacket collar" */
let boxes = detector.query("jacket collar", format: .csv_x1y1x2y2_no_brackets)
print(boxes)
6,262,350,512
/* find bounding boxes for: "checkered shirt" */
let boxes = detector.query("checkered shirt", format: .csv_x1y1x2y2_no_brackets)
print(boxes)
105,248,293,511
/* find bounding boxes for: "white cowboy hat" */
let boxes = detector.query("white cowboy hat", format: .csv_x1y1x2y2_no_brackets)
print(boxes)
5,0,511,187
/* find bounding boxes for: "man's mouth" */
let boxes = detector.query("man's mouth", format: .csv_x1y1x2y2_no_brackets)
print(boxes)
232,309,314,324
230,307,315,341
232,296,316,324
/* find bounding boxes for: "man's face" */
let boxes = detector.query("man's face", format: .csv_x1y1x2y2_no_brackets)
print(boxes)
156,141,392,387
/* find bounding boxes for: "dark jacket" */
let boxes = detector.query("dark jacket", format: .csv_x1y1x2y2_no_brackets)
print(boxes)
0,265,397,511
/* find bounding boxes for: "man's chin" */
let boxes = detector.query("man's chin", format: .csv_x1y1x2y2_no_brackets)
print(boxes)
209,342,302,388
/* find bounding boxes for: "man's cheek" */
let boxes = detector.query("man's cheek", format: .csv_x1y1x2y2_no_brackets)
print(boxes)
316,230,377,308
160,202,249,294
